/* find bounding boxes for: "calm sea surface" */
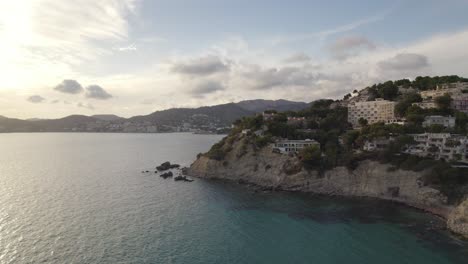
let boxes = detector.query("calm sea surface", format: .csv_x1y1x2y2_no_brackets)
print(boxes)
0,133,467,264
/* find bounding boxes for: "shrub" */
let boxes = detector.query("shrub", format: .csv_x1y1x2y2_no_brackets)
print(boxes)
299,145,322,167
254,135,272,148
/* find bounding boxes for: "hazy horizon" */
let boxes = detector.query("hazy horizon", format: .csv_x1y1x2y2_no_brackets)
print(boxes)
2,0,468,119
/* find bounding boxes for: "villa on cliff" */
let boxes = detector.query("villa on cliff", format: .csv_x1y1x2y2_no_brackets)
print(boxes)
272,139,320,154
405,133,468,163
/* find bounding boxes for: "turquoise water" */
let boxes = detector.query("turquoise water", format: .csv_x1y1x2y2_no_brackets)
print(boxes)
0,133,466,263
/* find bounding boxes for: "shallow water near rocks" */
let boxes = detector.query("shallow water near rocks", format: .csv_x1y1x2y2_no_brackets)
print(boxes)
0,133,467,263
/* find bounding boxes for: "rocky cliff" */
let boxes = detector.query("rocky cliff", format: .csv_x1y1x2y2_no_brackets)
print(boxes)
189,134,468,238
448,199,468,239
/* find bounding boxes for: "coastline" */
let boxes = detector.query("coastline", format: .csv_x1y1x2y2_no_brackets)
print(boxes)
188,135,468,239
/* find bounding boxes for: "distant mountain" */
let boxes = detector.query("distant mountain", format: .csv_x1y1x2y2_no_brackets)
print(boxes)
128,103,253,126
236,99,309,113
92,114,124,121
0,99,311,132
128,100,310,127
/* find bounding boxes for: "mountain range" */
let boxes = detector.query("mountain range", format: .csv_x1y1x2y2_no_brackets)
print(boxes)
0,99,309,133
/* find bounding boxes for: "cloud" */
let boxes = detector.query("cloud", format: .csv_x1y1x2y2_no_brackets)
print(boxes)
242,65,318,90
141,98,156,105
54,79,84,94
50,99,60,104
77,102,95,110
85,85,113,100
27,95,46,103
378,53,429,71
328,35,376,59
115,43,137,51
283,52,311,63
191,80,225,97
172,55,230,76
270,12,388,45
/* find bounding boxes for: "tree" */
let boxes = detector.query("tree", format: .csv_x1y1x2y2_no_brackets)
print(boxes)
427,124,445,133
395,93,422,117
358,118,368,127
378,81,399,100
454,111,468,134
435,94,453,111
299,145,322,166
428,146,439,153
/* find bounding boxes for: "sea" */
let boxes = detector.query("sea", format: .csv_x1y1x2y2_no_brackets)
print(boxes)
0,133,467,263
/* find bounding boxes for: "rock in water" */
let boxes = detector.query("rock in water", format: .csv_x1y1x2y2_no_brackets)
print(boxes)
156,162,181,171
160,171,173,179
174,175,194,182
156,161,171,171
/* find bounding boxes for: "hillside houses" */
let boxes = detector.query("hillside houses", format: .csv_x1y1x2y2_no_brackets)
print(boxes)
405,133,468,163
422,116,456,128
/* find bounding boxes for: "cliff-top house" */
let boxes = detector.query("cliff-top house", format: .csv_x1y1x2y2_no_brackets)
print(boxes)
272,139,320,154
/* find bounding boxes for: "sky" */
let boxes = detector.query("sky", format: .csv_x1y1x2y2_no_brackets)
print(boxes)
2,0,468,119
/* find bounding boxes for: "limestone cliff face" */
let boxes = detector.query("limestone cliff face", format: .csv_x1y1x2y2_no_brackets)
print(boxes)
448,199,468,239
189,135,468,237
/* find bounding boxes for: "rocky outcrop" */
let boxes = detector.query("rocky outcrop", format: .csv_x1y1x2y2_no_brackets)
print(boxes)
189,135,468,236
448,199,468,238
156,162,180,171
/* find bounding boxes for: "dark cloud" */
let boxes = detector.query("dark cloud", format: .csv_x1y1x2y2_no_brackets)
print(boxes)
77,102,95,110
191,80,225,97
54,79,84,94
378,53,429,71
328,35,375,59
172,55,230,76
243,66,318,90
85,85,113,100
27,95,46,103
50,99,60,104
283,52,311,63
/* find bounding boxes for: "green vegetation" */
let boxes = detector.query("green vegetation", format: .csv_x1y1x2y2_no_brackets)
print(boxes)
412,75,468,90
202,75,468,197
367,81,399,101
299,145,322,168
394,92,422,117
435,94,453,111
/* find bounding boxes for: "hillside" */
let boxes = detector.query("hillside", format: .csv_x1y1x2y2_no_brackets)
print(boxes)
236,99,309,112
92,115,124,121
0,99,309,132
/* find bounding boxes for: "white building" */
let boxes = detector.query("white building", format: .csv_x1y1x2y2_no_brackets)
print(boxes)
347,99,396,128
273,139,320,154
422,116,456,128
405,133,468,162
